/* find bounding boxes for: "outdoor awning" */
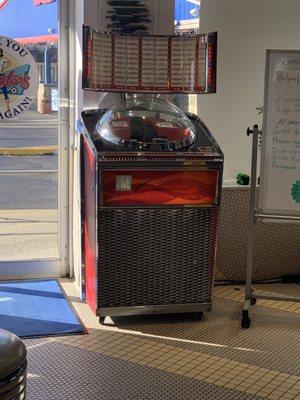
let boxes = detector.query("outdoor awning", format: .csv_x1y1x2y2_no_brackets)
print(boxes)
0,0,57,44
15,34,57,45
33,0,55,5
0,0,9,11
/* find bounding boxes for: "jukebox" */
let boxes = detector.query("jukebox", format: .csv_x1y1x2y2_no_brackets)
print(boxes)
80,28,222,323
80,96,223,323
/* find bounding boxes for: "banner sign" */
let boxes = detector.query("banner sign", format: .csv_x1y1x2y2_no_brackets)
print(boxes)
82,26,217,94
0,36,39,120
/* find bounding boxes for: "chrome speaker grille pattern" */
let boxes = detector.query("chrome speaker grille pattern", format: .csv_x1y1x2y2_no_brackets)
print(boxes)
98,208,218,308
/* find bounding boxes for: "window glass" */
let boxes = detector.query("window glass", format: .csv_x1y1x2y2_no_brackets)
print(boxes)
0,0,59,261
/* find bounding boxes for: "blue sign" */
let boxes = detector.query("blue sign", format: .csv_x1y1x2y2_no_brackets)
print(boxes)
175,0,200,21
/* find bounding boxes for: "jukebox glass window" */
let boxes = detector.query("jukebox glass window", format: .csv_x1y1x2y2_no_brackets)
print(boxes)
96,96,197,151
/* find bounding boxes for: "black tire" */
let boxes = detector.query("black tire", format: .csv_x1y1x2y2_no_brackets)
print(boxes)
241,311,251,329
250,298,257,305
99,317,105,325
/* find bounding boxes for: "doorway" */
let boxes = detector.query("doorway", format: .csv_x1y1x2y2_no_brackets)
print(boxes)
0,0,69,279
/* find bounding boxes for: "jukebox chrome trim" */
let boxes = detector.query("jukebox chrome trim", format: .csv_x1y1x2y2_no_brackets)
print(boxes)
97,303,212,317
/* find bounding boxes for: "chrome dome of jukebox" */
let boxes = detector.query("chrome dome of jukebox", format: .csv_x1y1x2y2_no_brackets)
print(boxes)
95,96,197,151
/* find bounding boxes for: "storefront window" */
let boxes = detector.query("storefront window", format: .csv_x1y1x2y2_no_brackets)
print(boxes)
0,0,60,263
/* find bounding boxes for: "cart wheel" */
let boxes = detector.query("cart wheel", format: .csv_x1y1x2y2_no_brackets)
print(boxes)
99,317,105,325
250,298,257,305
241,310,251,329
195,312,203,321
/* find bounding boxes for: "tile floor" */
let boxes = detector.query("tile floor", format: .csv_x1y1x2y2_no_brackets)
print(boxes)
25,280,300,400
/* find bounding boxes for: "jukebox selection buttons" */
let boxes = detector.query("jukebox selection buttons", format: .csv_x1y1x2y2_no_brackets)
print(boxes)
83,28,218,94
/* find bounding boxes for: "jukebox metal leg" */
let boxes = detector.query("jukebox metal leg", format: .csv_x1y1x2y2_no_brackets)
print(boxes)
195,312,203,321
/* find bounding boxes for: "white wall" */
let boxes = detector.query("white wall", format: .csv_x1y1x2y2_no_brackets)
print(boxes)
198,0,300,180
153,0,175,34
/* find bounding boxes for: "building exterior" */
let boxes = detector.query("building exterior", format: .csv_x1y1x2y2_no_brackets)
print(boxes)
175,0,200,30
0,0,58,84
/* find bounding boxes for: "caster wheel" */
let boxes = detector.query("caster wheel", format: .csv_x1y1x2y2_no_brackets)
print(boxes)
250,298,257,305
99,317,105,325
241,310,251,329
195,312,203,321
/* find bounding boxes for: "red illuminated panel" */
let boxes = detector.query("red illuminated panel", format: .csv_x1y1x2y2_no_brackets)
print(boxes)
82,136,97,313
103,170,218,206
83,221,97,313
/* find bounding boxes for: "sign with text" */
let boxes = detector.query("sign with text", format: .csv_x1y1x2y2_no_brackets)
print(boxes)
260,50,300,216
82,27,217,94
0,36,39,120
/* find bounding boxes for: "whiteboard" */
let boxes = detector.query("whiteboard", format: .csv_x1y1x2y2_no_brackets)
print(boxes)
260,50,300,216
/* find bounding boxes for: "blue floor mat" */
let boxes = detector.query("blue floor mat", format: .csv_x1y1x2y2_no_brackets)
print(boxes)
0,280,85,338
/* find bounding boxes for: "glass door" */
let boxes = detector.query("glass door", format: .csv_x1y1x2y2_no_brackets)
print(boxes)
0,0,69,279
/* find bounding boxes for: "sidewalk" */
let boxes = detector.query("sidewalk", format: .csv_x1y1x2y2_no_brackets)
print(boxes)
15,107,58,121
0,209,59,261
0,146,57,155
0,109,58,156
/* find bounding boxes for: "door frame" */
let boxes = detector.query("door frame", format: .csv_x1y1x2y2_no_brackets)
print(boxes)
0,0,70,280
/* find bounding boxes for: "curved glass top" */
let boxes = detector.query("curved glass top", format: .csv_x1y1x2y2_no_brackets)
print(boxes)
96,97,197,151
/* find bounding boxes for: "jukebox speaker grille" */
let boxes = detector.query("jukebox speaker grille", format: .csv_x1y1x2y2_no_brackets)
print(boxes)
98,208,218,308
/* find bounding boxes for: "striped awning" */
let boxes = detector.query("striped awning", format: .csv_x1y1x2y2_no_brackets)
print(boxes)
0,0,57,44
33,0,55,5
0,0,9,11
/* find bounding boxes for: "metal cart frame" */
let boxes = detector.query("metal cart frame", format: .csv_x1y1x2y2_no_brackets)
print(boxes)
241,125,300,329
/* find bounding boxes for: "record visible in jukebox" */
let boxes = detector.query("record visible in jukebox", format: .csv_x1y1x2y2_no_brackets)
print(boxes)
80,96,223,323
